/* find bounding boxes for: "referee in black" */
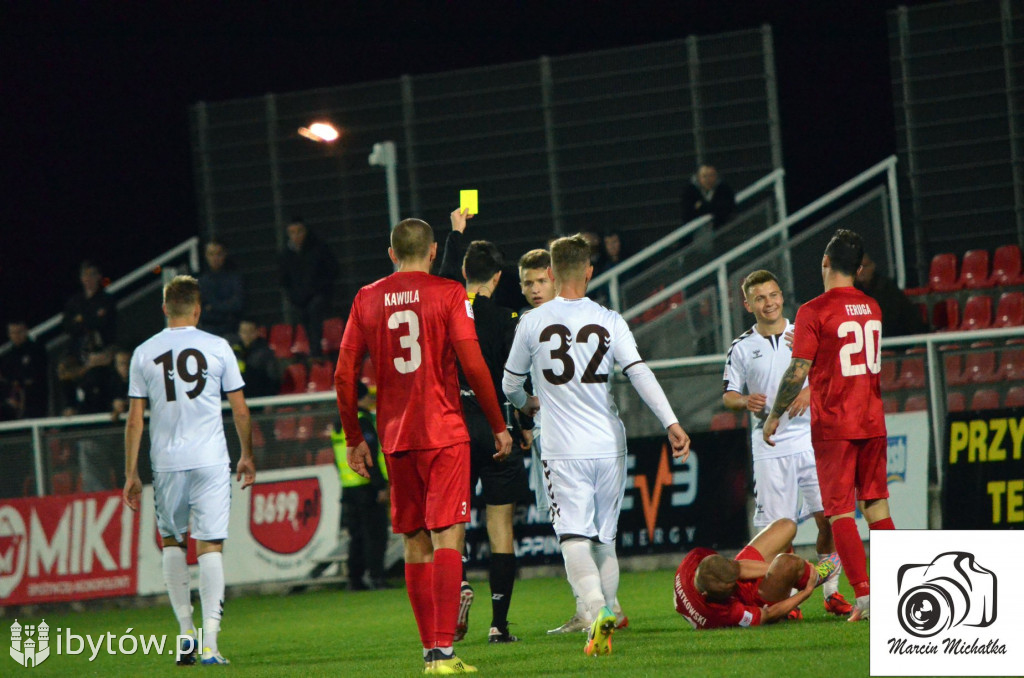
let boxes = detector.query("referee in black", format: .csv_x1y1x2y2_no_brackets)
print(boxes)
439,207,530,644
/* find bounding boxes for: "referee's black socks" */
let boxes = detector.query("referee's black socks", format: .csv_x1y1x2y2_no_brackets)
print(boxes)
489,553,517,629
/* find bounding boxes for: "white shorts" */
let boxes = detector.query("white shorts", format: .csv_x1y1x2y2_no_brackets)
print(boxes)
543,456,626,544
751,450,823,528
153,464,231,542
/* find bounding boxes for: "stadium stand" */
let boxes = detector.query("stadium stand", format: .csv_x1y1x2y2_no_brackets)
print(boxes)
269,323,294,360
958,249,990,289
308,361,335,392
903,394,928,412
896,349,927,389
932,298,959,331
963,342,997,384
291,324,311,356
946,391,967,413
928,253,961,292
993,292,1024,328
1005,386,1024,409
709,411,738,431
970,389,1000,411
321,317,345,354
280,363,309,395
958,295,992,331
989,245,1023,286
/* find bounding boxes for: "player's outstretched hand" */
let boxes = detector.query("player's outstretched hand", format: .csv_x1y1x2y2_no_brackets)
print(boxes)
763,415,780,446
122,474,142,512
746,393,768,415
787,387,810,418
667,423,690,461
450,207,474,233
236,455,256,489
492,430,513,461
520,428,534,450
347,441,373,479
519,395,540,418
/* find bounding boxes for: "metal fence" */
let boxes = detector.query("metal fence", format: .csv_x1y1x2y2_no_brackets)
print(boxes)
191,27,782,326
889,0,1024,283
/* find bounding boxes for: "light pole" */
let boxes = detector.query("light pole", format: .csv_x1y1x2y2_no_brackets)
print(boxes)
369,141,400,228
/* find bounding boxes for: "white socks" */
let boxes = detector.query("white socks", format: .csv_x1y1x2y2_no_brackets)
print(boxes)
591,541,619,610
560,538,605,621
162,546,194,635
198,551,225,654
819,552,842,598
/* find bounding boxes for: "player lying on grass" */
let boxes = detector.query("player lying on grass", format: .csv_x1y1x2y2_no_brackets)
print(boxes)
673,518,840,630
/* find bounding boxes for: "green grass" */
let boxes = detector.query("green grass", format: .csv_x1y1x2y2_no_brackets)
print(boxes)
14,570,867,677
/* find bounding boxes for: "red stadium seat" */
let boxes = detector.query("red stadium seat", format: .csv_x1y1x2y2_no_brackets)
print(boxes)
251,420,266,448
940,345,967,386
970,389,1000,411
308,361,334,392
280,363,308,395
296,415,315,441
964,342,998,383
879,359,900,391
321,317,345,354
291,324,311,356
958,249,991,289
993,292,1024,328
315,448,336,466
274,407,298,441
50,471,80,496
932,298,960,331
959,295,992,331
1005,386,1024,409
710,412,738,431
903,395,928,412
947,392,967,413
360,355,376,388
996,347,1024,382
928,253,962,292
882,398,900,414
896,354,926,390
268,324,294,360
989,245,1024,286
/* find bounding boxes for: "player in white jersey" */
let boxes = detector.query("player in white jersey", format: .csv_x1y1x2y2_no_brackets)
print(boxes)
503,235,690,656
722,270,851,616
123,275,255,666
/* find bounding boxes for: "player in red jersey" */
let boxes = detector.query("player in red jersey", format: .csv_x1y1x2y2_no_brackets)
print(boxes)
763,228,895,623
673,519,840,630
335,218,513,674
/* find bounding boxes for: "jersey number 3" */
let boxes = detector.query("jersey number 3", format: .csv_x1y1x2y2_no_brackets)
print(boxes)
153,348,208,401
837,320,882,377
388,310,422,374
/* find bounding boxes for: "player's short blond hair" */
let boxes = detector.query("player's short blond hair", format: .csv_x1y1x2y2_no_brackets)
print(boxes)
518,248,551,272
741,269,780,299
695,554,740,603
163,275,201,317
391,219,434,261
550,234,591,280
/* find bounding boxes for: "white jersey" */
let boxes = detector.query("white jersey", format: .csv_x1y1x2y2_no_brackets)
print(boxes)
723,320,812,460
128,326,244,472
504,297,643,460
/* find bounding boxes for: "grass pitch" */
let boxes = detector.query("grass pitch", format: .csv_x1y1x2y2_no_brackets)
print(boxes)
14,570,867,677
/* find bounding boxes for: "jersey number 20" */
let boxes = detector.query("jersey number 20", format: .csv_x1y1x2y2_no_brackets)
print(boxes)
837,320,882,377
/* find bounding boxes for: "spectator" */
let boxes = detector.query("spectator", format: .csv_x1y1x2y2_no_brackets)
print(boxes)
63,260,117,360
198,240,244,338
594,229,633,277
0,320,48,418
855,253,930,337
230,319,280,398
73,347,131,492
279,219,338,358
682,163,736,227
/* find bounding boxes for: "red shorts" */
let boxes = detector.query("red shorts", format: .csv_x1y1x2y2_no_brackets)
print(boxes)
384,442,471,534
734,546,768,607
813,436,889,516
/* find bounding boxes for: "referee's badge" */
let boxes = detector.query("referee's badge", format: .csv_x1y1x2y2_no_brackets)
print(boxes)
465,300,475,319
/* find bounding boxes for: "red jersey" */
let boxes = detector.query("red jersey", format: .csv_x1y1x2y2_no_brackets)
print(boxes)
792,286,887,441
340,271,478,454
673,548,763,630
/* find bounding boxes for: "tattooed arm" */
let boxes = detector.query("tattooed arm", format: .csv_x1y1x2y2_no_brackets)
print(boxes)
762,358,812,446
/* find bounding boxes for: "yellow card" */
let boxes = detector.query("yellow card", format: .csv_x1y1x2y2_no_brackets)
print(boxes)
460,189,479,215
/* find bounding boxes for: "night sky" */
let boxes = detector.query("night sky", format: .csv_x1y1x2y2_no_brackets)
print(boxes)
1,0,938,331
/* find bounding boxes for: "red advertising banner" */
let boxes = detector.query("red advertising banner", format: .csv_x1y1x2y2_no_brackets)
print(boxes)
0,490,138,605
248,478,322,555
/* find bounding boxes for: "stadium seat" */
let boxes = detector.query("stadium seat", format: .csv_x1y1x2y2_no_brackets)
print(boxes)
280,363,308,395
895,353,926,390
989,244,1024,286
940,345,967,386
50,471,79,496
296,415,315,441
710,412,738,431
963,342,998,383
958,249,991,289
932,298,960,331
959,295,992,331
1005,386,1024,409
882,398,900,414
268,324,294,360
928,253,962,292
879,359,900,391
360,355,376,387
947,392,967,413
903,395,928,412
993,292,1024,328
291,324,311,356
996,347,1024,382
315,448,336,466
970,389,1000,411
251,420,266,448
308,361,334,392
322,317,345,354
274,408,299,441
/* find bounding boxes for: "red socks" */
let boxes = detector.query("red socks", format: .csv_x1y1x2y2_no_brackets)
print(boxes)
869,517,895,530
796,561,813,589
432,548,463,648
831,517,870,598
405,561,434,649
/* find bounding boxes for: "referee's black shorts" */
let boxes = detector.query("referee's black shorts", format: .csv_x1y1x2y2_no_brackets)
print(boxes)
462,396,531,506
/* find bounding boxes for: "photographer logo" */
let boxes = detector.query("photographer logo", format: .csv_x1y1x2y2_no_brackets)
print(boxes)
896,552,996,638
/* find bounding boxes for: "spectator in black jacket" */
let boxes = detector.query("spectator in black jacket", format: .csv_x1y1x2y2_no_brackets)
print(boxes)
682,164,736,227
231,319,280,397
198,240,244,338
63,260,117,360
1,320,48,418
855,253,930,337
279,219,338,357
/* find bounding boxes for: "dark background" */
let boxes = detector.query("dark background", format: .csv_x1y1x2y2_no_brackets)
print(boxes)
1,0,938,330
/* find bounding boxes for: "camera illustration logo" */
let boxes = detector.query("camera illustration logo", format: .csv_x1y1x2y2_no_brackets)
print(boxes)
896,552,997,638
